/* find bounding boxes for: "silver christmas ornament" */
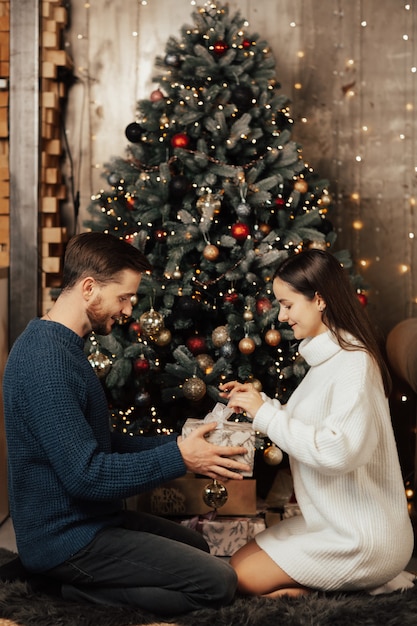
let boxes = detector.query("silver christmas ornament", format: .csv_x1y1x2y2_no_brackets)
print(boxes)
88,351,112,379
140,308,164,339
183,376,207,401
203,479,228,509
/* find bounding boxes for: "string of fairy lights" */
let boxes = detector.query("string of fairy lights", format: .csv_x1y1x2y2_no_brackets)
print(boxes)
404,2,417,318
66,1,417,327
63,0,417,490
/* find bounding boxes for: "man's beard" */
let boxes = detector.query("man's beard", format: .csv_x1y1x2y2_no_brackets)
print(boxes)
86,297,112,336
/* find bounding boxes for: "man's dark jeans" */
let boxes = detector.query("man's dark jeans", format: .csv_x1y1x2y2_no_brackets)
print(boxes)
47,510,237,615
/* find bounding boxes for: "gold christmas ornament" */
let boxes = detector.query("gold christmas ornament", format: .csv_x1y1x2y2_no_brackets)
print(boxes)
263,444,283,466
155,327,172,346
265,328,282,346
172,267,183,280
88,351,112,379
294,178,309,193
202,479,228,509
212,325,229,347
203,244,220,261
183,376,207,401
320,192,332,206
250,378,263,392
196,353,215,374
258,222,272,235
238,336,256,354
243,308,254,321
307,240,327,251
139,308,164,339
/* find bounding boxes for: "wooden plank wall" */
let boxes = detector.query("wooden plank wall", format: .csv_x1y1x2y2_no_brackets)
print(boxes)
40,0,70,312
0,0,8,523
0,0,9,268
63,0,417,338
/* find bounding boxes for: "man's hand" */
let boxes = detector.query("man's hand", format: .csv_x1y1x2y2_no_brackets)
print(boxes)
219,381,264,419
178,422,250,480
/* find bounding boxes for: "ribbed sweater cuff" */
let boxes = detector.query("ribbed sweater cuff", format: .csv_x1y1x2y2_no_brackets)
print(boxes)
253,401,275,436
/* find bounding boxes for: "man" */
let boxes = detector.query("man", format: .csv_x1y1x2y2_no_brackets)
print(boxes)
3,232,249,616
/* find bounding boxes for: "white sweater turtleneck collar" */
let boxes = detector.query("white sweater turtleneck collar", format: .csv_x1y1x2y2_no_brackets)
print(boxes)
298,330,342,367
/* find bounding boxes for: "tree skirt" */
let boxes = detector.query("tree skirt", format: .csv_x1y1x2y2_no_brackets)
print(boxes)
1,549,417,626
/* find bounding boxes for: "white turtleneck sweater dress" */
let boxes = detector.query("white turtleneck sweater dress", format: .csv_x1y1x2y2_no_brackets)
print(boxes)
253,330,414,592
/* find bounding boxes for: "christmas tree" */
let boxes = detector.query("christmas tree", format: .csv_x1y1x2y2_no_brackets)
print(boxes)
84,2,359,465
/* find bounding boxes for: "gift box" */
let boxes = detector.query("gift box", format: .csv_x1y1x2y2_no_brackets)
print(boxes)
181,403,255,477
181,515,266,556
126,474,257,516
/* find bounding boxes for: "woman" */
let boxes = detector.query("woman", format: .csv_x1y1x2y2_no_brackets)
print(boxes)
220,249,414,598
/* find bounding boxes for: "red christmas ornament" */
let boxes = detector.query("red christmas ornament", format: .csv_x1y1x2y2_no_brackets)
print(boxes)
224,291,239,304
133,356,150,374
150,88,164,102
126,195,136,210
357,292,368,307
213,40,229,56
129,321,141,337
256,297,272,315
171,133,190,148
242,39,251,49
231,222,250,241
275,197,285,208
186,335,207,355
154,229,167,241
123,231,137,245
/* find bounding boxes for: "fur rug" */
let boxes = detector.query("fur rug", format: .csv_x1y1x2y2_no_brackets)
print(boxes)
1,549,417,626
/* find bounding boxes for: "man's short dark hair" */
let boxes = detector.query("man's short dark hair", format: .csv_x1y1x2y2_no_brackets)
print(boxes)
61,232,152,290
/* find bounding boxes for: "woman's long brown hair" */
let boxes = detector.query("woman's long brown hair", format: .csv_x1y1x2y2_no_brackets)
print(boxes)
274,249,391,396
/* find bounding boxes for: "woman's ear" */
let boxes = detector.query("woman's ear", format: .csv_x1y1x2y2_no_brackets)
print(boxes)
315,291,326,312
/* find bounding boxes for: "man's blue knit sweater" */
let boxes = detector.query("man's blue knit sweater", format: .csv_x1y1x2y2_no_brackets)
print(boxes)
3,318,186,572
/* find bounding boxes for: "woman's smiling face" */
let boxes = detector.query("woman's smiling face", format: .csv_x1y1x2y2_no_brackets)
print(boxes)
273,276,328,340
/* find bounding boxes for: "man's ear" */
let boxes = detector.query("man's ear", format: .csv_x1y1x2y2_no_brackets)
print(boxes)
81,277,96,301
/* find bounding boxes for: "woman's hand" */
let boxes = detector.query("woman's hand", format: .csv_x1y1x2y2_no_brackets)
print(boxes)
219,381,264,420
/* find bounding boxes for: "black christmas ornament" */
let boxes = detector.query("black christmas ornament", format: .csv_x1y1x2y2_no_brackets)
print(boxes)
169,174,190,200
276,111,293,129
125,122,143,143
317,217,334,235
231,85,254,112
176,295,201,319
